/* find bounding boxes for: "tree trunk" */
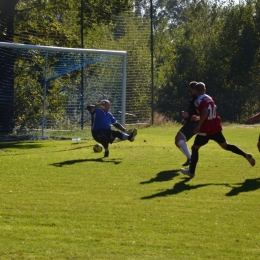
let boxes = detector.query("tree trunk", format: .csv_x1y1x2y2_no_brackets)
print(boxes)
0,0,19,133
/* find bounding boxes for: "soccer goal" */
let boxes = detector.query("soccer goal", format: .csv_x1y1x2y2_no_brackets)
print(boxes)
0,41,127,139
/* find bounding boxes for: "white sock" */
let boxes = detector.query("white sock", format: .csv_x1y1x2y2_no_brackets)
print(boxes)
178,140,191,159
179,147,186,156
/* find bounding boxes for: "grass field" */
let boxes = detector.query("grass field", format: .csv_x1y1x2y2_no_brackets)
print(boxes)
0,124,260,260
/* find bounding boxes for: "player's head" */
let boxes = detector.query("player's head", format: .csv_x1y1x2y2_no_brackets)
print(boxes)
101,99,111,112
189,81,197,95
195,82,206,95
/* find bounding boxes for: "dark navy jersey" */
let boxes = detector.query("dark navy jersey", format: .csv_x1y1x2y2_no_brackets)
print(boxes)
91,108,116,131
186,94,198,121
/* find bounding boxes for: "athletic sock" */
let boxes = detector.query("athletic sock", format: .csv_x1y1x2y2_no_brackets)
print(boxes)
226,144,245,157
104,148,109,157
189,146,198,174
178,139,191,159
179,148,186,156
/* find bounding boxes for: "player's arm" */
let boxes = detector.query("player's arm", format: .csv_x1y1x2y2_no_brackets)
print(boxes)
194,108,208,134
182,111,189,118
113,122,132,134
181,119,186,125
247,112,260,124
87,103,102,113
191,115,200,121
112,122,128,133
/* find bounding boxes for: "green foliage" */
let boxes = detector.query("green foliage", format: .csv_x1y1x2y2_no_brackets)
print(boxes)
14,0,133,47
82,0,133,30
13,50,70,129
115,13,151,117
0,125,260,259
154,0,260,122
15,1,80,46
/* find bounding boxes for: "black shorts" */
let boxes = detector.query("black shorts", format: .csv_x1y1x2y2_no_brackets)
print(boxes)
92,129,116,144
179,121,198,141
193,131,226,147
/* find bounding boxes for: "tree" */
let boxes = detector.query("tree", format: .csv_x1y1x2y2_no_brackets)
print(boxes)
0,0,19,42
0,0,19,133
154,0,260,122
214,2,259,121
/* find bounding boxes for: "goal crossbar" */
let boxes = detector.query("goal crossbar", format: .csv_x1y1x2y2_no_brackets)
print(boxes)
0,41,127,55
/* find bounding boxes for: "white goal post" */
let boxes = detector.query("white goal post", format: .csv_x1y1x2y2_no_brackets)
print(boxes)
0,41,127,138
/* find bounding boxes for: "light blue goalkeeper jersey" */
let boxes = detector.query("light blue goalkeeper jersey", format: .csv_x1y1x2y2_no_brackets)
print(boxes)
91,108,116,131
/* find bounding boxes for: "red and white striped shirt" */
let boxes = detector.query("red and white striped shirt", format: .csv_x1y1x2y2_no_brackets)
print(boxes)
195,94,222,136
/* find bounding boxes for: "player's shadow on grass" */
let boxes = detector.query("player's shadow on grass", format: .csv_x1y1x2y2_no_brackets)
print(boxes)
141,178,208,199
0,142,43,150
140,170,180,184
225,178,260,196
54,144,93,153
51,158,122,167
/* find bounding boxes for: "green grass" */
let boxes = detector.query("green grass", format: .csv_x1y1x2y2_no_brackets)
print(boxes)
0,124,260,259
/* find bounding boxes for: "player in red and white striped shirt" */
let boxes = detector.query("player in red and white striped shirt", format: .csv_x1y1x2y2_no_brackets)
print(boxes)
181,82,255,178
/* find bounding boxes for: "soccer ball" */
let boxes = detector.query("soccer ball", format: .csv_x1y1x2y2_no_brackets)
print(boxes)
93,143,103,153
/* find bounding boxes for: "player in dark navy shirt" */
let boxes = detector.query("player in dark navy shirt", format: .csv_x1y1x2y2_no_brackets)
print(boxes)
175,81,199,166
87,100,137,157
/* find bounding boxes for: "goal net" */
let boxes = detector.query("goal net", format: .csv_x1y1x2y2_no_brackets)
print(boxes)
0,41,128,140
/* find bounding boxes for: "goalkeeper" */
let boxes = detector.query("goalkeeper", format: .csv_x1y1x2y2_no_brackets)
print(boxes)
87,99,137,157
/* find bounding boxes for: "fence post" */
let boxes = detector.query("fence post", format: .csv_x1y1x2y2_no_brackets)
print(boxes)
42,52,48,138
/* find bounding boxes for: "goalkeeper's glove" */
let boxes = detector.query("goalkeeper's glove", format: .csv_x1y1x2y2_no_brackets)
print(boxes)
86,105,95,112
86,103,102,112
95,103,102,109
